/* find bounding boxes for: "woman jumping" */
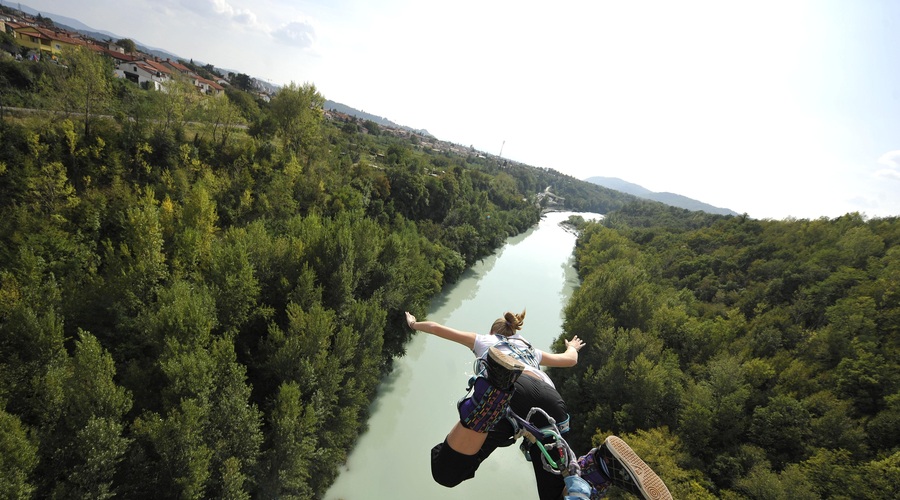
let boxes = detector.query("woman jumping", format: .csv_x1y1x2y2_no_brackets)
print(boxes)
405,309,672,500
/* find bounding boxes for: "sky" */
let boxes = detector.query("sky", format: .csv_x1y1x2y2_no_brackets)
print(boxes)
12,0,900,220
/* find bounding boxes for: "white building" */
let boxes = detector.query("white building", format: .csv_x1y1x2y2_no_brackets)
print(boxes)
114,60,170,90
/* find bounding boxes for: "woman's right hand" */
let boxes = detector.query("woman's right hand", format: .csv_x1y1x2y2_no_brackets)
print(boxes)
405,311,417,330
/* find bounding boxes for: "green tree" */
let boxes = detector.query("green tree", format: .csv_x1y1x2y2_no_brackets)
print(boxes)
171,182,220,273
680,355,751,460
267,82,324,162
47,331,132,499
731,462,818,500
60,416,131,499
230,73,254,92
203,230,261,335
804,390,866,455
259,382,317,499
219,457,251,500
100,187,168,331
35,13,54,27
205,337,263,499
115,38,137,54
835,340,891,414
0,408,37,498
133,399,213,500
750,394,812,469
223,86,260,122
0,252,69,431
388,166,428,220
154,73,199,135
200,93,245,146
57,46,113,138
868,392,900,451
836,225,885,268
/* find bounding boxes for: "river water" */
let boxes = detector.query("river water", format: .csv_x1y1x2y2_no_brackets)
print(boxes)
324,211,600,500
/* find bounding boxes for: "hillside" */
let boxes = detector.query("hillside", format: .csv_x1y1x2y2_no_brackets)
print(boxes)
586,175,739,216
4,0,735,213
324,100,432,137
554,203,899,498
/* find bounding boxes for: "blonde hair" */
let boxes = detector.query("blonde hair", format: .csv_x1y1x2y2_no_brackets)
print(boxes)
491,309,526,337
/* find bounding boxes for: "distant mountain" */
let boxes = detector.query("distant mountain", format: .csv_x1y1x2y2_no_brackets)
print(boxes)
325,100,432,137
586,176,739,216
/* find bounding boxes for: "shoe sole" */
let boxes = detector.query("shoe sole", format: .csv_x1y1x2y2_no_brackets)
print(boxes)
605,436,672,500
488,346,526,372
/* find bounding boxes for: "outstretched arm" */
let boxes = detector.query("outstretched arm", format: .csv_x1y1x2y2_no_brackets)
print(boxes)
405,311,477,350
539,336,585,368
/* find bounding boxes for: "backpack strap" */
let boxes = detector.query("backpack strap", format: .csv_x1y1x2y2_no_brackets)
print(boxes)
492,334,540,369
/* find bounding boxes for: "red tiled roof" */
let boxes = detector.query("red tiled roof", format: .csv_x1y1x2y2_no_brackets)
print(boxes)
197,77,224,90
138,61,171,77
164,59,192,73
143,59,173,74
132,61,154,72
14,24,90,49
45,29,84,46
12,25,51,40
105,49,136,62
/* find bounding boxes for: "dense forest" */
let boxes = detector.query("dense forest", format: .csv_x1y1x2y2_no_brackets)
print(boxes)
0,43,628,499
552,204,899,498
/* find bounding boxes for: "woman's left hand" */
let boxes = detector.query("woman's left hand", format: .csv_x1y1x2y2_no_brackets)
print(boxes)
565,335,585,352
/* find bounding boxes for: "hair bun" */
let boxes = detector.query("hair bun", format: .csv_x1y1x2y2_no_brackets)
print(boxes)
492,309,526,336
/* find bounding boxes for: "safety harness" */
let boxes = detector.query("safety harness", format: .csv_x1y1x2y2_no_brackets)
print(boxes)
468,335,581,478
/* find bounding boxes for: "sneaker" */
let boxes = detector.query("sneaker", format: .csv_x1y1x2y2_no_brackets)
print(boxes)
598,436,672,500
483,346,525,389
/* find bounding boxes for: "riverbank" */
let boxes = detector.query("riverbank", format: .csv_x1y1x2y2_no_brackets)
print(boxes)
324,211,601,500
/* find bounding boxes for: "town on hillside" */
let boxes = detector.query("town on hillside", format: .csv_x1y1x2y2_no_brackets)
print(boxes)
0,5,545,181
0,5,273,101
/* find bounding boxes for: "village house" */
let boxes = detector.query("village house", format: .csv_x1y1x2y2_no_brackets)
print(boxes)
196,76,224,96
114,60,170,90
103,48,136,64
8,22,86,59
162,58,193,75
106,42,125,54
142,59,173,78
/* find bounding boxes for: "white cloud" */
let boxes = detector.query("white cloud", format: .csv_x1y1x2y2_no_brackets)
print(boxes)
877,150,900,168
175,1,317,50
875,150,900,181
232,10,259,27
875,168,900,181
176,0,220,18
211,0,236,16
272,21,316,48
177,0,265,30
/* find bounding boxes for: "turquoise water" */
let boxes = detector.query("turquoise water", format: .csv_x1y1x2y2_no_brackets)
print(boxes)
324,211,600,500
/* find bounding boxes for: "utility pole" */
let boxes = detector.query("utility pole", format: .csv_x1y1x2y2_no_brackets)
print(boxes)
499,140,505,159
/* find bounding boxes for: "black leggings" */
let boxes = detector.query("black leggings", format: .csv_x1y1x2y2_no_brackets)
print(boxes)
431,374,568,500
